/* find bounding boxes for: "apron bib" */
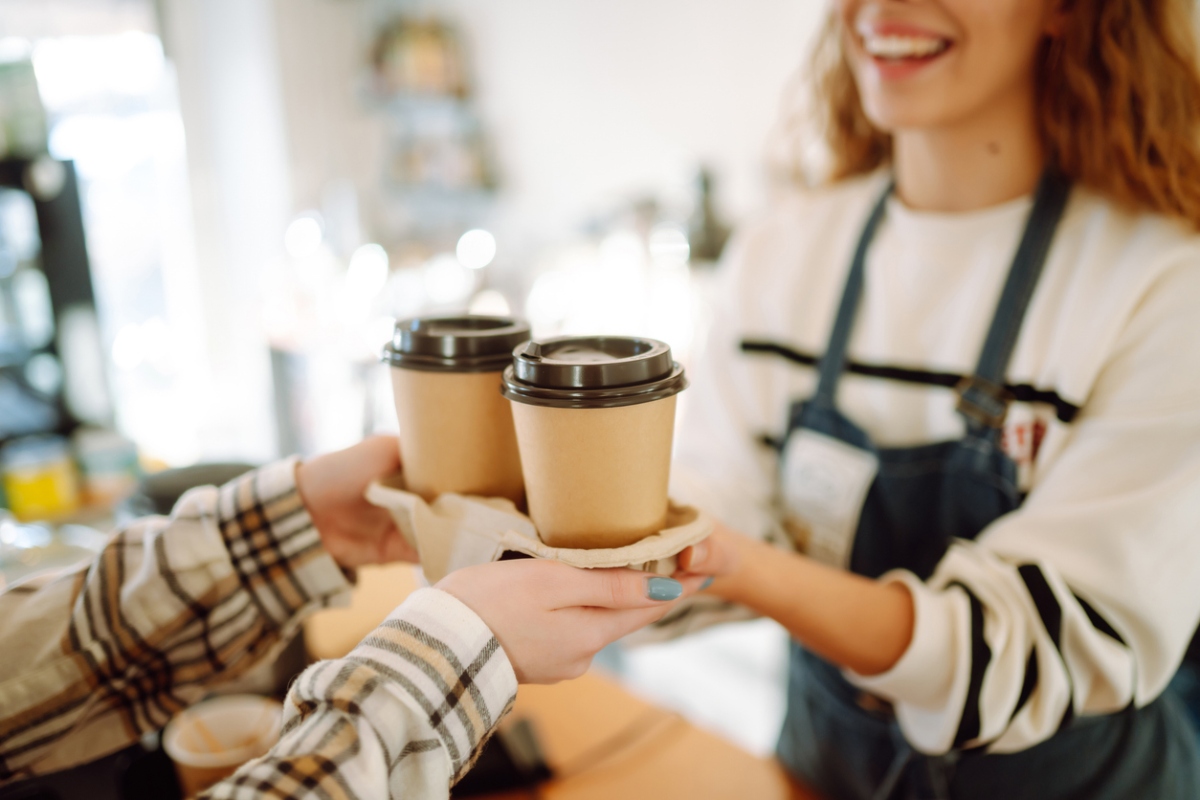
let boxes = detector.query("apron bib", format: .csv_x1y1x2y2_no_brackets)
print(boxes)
774,173,1200,799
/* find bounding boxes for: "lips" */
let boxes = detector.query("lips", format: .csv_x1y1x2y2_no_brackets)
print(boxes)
854,22,954,79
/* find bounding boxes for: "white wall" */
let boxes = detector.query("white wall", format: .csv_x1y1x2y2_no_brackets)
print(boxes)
271,0,826,246
0,0,154,38
441,0,825,246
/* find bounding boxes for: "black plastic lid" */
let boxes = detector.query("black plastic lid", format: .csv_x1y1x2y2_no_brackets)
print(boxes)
502,336,688,408
383,315,531,372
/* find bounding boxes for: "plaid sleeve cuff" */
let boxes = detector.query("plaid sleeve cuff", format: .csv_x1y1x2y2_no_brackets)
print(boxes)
347,587,518,781
216,457,352,628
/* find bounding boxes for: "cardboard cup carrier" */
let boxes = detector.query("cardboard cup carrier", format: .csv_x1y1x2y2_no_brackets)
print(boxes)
502,336,687,549
385,316,530,505
162,694,283,797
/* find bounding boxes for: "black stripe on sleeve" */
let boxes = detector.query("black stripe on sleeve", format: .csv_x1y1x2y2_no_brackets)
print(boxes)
1018,565,1062,647
1010,648,1039,725
1018,564,1076,731
1073,594,1127,646
949,581,992,749
740,339,1081,424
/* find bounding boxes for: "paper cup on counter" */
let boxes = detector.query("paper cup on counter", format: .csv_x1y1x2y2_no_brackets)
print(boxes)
502,336,687,549
384,316,530,506
162,694,283,798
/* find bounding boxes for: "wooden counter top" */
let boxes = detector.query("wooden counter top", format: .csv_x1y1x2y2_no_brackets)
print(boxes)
473,672,820,800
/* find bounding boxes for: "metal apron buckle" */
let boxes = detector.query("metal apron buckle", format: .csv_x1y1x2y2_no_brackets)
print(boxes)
955,375,1014,428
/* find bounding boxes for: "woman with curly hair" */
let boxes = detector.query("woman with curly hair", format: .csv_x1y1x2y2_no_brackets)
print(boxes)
670,0,1200,796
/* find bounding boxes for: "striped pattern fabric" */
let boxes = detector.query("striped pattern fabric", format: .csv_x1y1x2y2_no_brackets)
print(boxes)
1,459,518,798
0,459,351,780
851,545,1144,756
203,589,516,799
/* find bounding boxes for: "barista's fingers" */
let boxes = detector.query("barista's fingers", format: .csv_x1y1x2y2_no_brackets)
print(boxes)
673,574,712,595
557,567,684,610
675,531,739,577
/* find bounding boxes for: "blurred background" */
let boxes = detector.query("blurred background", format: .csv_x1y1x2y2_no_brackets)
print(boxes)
0,0,826,768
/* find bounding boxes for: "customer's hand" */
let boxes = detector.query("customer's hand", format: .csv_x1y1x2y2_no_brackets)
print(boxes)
437,559,708,683
296,435,418,569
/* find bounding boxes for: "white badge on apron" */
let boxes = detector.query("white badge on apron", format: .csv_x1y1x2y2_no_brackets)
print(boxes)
781,429,879,569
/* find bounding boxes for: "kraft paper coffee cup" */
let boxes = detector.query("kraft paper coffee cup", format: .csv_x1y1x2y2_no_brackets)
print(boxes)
162,694,283,798
502,336,687,549
384,316,530,505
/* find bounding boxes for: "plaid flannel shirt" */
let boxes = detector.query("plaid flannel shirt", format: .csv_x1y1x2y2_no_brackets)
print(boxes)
0,459,517,799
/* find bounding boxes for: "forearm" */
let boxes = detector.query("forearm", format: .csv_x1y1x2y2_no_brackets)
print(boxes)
708,525,915,676
203,588,517,800
0,459,351,782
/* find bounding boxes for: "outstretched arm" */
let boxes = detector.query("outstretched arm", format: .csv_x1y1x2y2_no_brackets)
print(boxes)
203,561,703,799
681,525,915,676
0,437,412,782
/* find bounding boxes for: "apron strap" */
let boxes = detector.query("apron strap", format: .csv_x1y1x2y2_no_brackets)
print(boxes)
956,170,1072,430
810,171,1072,428
810,180,894,409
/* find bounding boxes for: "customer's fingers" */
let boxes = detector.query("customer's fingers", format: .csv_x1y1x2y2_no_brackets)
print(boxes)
579,602,682,645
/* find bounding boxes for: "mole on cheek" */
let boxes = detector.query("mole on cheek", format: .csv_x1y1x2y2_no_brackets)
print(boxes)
987,141,1001,155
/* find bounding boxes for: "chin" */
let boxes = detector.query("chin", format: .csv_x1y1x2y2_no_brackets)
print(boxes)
860,95,951,135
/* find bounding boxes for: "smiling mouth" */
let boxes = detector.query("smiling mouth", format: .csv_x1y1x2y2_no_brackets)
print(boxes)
861,33,951,62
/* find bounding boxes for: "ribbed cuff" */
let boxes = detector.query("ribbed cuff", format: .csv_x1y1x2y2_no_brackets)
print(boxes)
215,457,352,627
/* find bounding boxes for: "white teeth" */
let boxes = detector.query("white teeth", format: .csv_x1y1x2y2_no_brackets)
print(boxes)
862,34,948,59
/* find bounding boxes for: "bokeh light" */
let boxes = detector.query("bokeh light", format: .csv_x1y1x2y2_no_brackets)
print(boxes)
456,228,497,270
423,253,476,304
284,213,323,259
346,243,390,298
648,223,690,266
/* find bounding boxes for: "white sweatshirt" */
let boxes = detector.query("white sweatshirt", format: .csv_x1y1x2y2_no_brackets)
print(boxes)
671,172,1200,755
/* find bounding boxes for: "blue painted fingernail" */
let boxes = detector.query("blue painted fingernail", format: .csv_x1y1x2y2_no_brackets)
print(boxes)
701,577,714,590
647,577,683,601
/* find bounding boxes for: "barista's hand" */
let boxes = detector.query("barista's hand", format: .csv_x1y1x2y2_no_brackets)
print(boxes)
295,436,418,569
437,560,708,683
674,521,745,593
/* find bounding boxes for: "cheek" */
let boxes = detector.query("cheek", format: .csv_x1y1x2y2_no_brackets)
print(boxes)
958,0,1049,79
959,8,1046,97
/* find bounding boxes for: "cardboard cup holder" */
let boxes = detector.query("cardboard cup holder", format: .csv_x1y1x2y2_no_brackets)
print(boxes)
366,473,712,582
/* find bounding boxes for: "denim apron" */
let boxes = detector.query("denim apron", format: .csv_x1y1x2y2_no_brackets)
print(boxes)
774,173,1200,799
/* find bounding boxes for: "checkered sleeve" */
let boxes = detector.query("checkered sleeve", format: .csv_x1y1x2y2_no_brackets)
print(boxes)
0,458,352,782
203,587,518,800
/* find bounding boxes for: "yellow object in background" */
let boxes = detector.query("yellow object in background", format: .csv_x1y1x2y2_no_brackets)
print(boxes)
1,436,80,521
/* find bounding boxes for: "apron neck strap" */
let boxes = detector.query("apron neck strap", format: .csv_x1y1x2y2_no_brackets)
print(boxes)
810,170,1073,427
810,179,893,408
956,170,1072,429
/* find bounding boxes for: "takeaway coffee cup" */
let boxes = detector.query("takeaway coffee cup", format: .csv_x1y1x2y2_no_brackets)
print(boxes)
384,316,530,505
162,694,283,797
501,336,687,549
